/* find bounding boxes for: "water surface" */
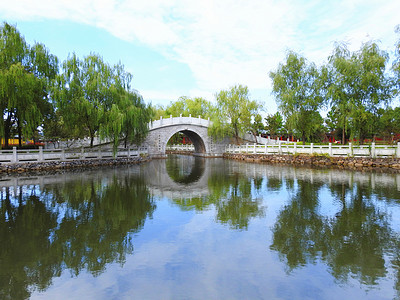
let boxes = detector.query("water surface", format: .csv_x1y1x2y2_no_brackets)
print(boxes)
1,155,400,299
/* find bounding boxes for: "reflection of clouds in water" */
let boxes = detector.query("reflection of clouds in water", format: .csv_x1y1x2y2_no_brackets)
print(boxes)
8,159,400,300
33,208,286,300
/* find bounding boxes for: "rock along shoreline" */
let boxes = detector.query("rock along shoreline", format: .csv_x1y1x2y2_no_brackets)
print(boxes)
3,153,400,175
0,157,149,174
223,153,400,173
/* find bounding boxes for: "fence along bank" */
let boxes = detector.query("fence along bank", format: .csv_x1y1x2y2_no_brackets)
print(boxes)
0,146,148,164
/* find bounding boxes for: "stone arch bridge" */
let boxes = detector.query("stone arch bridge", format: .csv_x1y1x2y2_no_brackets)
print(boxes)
142,116,229,157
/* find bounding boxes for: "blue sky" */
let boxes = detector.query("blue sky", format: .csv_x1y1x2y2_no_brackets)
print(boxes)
0,0,399,113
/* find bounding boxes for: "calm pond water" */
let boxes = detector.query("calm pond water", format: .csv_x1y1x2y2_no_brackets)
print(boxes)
1,155,400,300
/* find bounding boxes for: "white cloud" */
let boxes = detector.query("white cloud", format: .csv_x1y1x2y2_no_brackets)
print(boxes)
140,89,183,106
1,0,399,106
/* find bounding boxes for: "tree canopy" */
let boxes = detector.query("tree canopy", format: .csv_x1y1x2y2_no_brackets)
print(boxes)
326,41,392,144
269,51,325,144
0,22,58,148
53,53,151,149
269,32,400,145
210,84,262,143
154,96,215,119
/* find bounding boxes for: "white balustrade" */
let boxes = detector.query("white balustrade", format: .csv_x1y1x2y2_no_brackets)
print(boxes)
149,116,211,130
0,146,149,164
225,142,400,158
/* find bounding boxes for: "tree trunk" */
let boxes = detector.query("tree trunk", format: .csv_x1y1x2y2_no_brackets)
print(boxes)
342,127,346,145
4,112,13,149
234,126,239,144
302,132,306,145
359,129,364,145
17,119,22,149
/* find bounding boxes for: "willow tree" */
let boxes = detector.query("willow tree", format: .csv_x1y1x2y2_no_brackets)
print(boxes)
54,54,120,147
100,90,152,150
54,53,151,149
0,22,58,148
327,42,392,144
210,84,262,143
270,52,325,144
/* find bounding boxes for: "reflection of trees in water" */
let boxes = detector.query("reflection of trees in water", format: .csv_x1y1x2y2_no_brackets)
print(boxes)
266,177,283,191
210,173,265,230
0,173,155,300
271,179,396,289
0,191,60,300
325,183,391,285
271,180,325,269
171,165,266,230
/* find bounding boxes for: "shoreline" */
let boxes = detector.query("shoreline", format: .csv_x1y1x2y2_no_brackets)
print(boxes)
0,157,149,174
2,152,400,175
223,153,400,173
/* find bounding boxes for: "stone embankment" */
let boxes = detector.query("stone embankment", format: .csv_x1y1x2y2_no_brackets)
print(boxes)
166,150,194,155
223,153,400,172
0,157,148,174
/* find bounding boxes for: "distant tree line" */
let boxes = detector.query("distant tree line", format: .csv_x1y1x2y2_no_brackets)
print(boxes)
269,27,400,145
0,22,152,150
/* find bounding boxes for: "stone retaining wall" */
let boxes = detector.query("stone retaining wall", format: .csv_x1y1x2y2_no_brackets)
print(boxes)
0,157,148,174
166,150,194,155
223,153,400,172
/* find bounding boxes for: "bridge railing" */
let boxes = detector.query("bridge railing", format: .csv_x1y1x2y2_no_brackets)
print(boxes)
0,146,149,164
149,115,211,130
226,142,400,158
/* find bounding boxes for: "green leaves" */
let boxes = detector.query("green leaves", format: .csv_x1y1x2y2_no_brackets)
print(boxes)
100,91,151,151
157,96,215,118
327,42,392,144
0,22,58,147
269,52,324,144
211,84,262,143
270,37,399,144
265,112,283,138
54,53,150,150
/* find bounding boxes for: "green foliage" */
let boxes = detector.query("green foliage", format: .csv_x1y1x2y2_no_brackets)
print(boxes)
210,84,262,143
0,22,58,148
326,41,392,144
155,96,215,119
265,112,284,138
251,113,265,136
53,54,150,150
270,39,398,144
377,107,400,142
53,53,112,147
269,51,325,144
101,90,152,150
42,109,75,141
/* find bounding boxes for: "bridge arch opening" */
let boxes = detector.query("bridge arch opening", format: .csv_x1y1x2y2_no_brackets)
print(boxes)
166,129,207,154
